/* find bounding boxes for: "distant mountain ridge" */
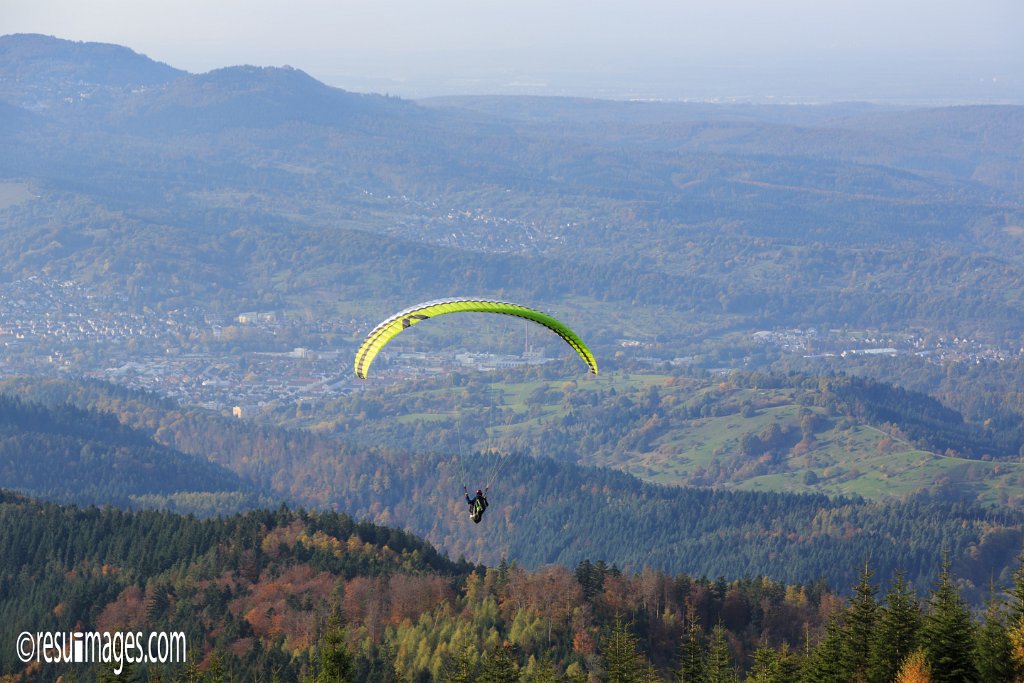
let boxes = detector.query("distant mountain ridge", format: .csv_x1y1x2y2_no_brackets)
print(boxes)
0,33,183,86
116,65,419,134
2,34,1024,355
0,33,184,114
0,33,418,133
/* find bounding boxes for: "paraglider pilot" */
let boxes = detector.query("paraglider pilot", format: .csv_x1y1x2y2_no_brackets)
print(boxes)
465,486,489,523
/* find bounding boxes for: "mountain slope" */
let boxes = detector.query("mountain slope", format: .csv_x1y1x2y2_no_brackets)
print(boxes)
0,490,470,679
0,391,262,513
0,33,184,114
0,33,183,86
1,35,1023,351
110,65,421,134
2,376,1021,600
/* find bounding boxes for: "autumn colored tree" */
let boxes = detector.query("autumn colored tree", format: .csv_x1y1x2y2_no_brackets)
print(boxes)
895,649,932,683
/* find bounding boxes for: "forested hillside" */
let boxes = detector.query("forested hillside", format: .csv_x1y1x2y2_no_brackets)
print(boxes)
2,376,1021,604
4,489,1024,682
261,366,1024,506
0,491,469,680
0,392,262,513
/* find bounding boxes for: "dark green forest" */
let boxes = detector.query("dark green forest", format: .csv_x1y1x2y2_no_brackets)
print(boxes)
0,393,262,510
4,490,1024,682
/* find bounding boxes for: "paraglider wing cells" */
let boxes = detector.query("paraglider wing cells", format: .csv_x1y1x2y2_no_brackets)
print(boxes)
353,298,598,379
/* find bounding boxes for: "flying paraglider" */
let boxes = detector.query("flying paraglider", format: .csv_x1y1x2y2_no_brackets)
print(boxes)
353,297,598,524
465,486,488,523
353,297,598,379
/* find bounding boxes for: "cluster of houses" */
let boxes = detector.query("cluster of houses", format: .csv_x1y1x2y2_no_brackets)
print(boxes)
0,276,557,418
751,327,1014,364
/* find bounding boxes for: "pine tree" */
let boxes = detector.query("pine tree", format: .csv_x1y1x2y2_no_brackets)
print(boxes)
802,614,849,683
523,654,559,683
575,559,604,603
704,624,739,683
973,590,1014,683
843,562,877,682
440,645,477,683
868,571,921,683
204,651,227,683
178,651,202,683
776,643,801,683
97,659,140,683
316,616,353,683
479,643,519,683
1006,553,1024,678
920,561,978,683
747,643,799,683
641,662,662,683
677,605,705,683
601,618,645,683
748,646,781,683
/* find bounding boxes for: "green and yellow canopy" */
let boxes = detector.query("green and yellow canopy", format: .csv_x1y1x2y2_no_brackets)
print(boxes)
354,297,598,379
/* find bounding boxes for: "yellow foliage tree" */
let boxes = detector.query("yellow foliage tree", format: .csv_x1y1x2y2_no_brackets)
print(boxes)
895,649,932,683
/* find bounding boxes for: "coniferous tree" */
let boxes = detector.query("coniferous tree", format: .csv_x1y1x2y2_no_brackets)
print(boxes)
748,643,799,683
973,590,1014,683
523,655,559,683
178,652,202,683
316,616,352,683
704,624,739,683
1006,554,1024,677
641,662,662,683
98,660,141,683
843,562,877,682
440,645,477,683
920,562,977,683
575,559,605,603
868,571,921,683
677,605,705,683
479,643,519,683
802,614,849,683
776,643,801,683
203,651,227,683
601,618,645,683
749,646,781,683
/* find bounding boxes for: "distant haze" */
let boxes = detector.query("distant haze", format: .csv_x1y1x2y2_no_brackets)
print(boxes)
5,0,1024,103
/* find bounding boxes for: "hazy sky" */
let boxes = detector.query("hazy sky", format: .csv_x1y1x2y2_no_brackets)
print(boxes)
5,0,1024,102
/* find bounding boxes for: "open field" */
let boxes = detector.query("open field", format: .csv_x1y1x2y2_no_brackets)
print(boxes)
290,369,1024,508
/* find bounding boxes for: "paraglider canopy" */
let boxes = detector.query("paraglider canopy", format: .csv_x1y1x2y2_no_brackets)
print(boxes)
353,297,598,379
